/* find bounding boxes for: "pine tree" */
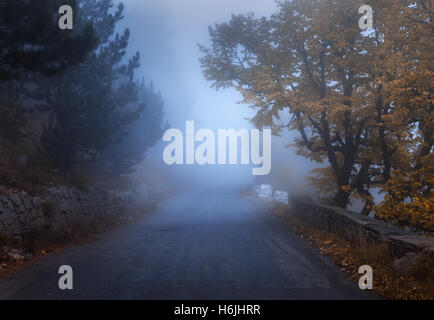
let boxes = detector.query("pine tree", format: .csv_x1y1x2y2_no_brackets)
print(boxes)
0,0,97,145
39,0,143,172
103,80,167,174
0,0,97,81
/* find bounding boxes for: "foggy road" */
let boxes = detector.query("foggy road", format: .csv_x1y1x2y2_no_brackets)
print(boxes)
0,190,372,300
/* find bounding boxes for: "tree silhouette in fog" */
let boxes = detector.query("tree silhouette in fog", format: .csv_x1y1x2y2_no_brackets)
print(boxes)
104,80,167,174
0,0,97,145
0,0,97,81
39,0,144,172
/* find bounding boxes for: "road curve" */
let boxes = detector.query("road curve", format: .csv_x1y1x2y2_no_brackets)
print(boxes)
0,189,373,299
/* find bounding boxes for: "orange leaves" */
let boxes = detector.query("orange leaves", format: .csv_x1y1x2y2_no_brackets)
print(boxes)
340,185,352,195
273,205,434,299
201,0,432,219
376,154,434,232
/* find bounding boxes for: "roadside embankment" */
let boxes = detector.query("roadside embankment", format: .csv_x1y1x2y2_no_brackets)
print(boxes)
270,198,434,299
0,184,162,242
291,198,434,260
0,183,164,274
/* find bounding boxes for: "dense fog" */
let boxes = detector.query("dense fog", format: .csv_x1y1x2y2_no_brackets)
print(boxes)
118,0,314,192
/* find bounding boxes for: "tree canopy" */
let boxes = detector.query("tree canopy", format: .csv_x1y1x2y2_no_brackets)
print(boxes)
0,0,166,186
200,0,433,230
0,0,97,81
39,0,144,172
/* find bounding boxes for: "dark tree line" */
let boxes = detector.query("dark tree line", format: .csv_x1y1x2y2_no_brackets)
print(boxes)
0,0,165,176
104,80,167,174
0,0,97,81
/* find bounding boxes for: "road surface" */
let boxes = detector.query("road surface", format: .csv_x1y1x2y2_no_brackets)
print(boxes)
0,189,373,299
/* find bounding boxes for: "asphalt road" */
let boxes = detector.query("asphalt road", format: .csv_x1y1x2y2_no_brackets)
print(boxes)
0,189,373,299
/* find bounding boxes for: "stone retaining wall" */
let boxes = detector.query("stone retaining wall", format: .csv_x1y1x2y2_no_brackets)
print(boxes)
291,198,434,260
0,185,153,241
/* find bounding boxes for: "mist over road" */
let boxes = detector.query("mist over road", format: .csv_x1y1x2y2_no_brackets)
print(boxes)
0,190,372,299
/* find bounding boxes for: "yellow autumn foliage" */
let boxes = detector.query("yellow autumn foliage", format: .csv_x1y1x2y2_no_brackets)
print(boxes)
200,0,433,229
377,154,434,232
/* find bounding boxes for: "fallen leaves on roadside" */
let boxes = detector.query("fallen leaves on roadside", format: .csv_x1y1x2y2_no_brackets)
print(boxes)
271,204,434,300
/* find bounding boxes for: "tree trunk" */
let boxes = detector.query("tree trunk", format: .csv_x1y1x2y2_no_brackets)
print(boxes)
335,187,349,209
